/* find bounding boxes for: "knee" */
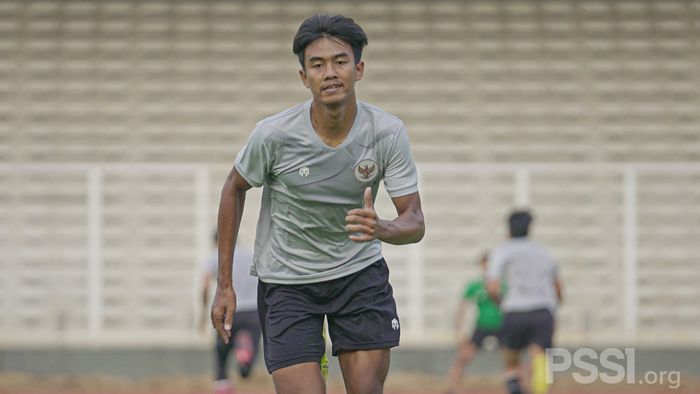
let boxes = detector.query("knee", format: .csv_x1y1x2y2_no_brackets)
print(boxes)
339,349,390,394
503,350,521,369
457,351,471,364
345,376,383,394
272,363,326,394
459,343,476,360
343,362,386,394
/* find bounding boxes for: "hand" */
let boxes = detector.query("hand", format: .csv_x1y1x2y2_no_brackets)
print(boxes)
210,285,237,344
346,187,382,242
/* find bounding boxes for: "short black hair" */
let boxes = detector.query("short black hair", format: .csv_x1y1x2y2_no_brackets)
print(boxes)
293,14,368,69
508,210,533,238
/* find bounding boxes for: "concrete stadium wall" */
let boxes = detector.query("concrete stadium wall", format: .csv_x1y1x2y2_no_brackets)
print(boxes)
2,346,700,380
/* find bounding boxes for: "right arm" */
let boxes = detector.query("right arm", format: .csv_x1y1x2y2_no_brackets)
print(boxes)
210,167,252,344
554,277,564,304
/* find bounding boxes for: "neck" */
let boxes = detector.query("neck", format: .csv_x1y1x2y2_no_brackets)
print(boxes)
310,98,357,148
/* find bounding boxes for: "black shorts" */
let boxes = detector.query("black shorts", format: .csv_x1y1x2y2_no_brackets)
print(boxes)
257,258,400,373
470,327,502,348
501,308,554,350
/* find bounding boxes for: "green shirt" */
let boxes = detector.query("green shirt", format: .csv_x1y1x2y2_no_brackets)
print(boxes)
464,280,503,330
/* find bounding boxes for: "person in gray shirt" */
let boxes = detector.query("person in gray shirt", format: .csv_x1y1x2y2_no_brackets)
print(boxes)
487,210,563,394
200,231,260,394
210,14,425,394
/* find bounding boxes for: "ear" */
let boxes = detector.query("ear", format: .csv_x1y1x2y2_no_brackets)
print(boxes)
299,68,310,89
354,61,365,82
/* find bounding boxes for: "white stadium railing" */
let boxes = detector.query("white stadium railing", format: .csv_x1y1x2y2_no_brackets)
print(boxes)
1,162,699,347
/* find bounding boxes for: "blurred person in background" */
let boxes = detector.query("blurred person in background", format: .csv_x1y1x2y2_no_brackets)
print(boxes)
211,14,425,394
486,210,563,394
201,231,261,394
444,251,505,394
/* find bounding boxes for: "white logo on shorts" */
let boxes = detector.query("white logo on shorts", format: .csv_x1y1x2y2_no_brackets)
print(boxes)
299,166,310,177
391,318,399,330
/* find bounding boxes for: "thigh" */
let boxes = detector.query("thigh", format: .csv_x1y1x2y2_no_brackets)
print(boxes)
470,328,489,348
338,348,390,394
272,362,326,394
529,309,554,349
258,281,326,373
327,259,401,356
502,312,530,351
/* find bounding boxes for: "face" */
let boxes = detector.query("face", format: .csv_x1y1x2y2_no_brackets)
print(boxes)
299,36,364,107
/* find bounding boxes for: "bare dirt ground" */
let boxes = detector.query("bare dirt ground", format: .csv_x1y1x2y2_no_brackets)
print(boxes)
0,371,697,394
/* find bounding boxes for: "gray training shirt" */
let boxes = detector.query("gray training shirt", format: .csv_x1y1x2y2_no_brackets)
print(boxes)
486,238,559,313
202,248,257,312
235,100,419,284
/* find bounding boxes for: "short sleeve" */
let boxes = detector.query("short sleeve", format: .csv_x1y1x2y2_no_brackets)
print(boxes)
464,281,478,299
383,124,419,198
234,125,271,188
486,248,505,281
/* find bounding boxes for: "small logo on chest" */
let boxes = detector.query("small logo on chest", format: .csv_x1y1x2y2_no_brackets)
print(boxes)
299,166,310,177
355,159,378,182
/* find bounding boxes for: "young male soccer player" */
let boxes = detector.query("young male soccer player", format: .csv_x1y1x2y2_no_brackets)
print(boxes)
211,14,425,394
486,210,563,394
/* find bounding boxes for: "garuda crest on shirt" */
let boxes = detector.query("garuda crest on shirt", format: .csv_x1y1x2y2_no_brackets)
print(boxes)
355,159,379,182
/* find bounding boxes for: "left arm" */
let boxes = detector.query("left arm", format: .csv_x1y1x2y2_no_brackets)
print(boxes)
485,250,504,303
453,299,469,339
345,188,424,245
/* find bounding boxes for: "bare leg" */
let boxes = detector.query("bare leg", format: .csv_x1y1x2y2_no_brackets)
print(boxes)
520,347,531,390
271,362,326,394
502,348,523,394
445,340,478,393
338,348,390,394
